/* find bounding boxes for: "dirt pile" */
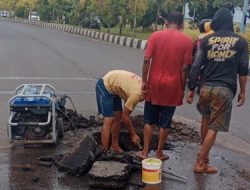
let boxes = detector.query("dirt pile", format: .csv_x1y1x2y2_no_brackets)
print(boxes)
130,115,201,143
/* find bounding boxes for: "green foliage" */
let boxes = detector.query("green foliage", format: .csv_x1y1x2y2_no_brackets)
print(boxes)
188,0,218,23
139,0,157,28
128,0,148,31
109,0,129,35
99,0,118,30
188,0,244,24
162,0,187,13
212,0,243,8
1,0,249,34
37,0,52,21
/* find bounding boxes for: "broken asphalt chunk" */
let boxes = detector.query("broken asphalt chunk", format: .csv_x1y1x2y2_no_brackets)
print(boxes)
54,135,101,177
88,161,132,188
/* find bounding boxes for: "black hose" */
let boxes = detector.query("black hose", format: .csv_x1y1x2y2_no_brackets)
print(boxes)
65,96,78,115
57,107,77,133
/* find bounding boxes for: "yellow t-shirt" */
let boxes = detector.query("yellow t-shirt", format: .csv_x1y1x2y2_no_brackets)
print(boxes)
102,70,143,111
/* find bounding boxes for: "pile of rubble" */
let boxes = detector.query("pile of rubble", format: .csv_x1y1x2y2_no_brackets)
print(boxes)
35,114,201,188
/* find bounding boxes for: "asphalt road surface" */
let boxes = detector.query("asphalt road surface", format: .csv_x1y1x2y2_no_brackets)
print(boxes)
0,19,249,145
0,19,143,142
0,19,250,190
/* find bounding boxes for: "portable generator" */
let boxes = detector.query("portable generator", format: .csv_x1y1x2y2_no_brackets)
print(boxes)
8,84,65,144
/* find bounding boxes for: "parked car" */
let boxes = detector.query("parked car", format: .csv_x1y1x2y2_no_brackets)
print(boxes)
28,12,40,21
81,15,101,30
1,10,7,17
89,16,101,30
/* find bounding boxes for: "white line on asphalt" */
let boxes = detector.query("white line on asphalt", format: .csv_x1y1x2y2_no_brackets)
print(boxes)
0,77,97,80
59,91,95,94
0,90,95,95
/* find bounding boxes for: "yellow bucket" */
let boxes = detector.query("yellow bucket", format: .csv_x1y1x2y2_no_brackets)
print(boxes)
142,158,162,184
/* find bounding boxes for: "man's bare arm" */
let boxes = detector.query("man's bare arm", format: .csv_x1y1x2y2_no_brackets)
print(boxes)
142,58,150,82
142,58,150,93
122,108,140,144
238,75,247,106
181,64,190,91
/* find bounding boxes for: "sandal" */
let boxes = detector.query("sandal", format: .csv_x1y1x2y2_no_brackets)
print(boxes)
156,154,169,161
194,163,217,174
136,151,147,160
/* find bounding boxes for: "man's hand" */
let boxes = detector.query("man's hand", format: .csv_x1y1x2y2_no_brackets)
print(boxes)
141,82,148,94
237,91,245,107
131,134,141,145
186,90,194,104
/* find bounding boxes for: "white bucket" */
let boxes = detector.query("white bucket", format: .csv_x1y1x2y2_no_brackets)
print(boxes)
142,158,162,184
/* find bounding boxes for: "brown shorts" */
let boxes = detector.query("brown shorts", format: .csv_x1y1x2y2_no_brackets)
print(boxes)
196,85,234,132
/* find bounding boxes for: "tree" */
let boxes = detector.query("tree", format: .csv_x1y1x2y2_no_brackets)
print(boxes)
139,0,158,29
188,0,244,25
163,0,188,14
128,0,148,32
188,0,217,24
212,0,243,9
15,0,38,18
37,0,53,22
110,0,128,35
98,0,118,32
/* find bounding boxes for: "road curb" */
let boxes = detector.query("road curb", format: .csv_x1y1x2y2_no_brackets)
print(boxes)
6,18,148,50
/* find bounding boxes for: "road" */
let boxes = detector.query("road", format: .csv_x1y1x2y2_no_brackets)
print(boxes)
1,19,250,145
0,19,250,190
0,19,143,142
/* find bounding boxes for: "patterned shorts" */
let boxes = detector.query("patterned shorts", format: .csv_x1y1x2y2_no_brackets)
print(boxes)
196,85,234,132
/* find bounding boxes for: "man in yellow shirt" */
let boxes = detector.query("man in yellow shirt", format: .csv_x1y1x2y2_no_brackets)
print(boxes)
96,70,144,153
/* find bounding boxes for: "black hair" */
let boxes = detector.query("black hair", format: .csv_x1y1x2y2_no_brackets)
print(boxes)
166,11,184,26
198,19,211,33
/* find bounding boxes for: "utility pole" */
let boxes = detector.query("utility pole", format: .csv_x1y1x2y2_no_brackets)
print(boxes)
240,0,249,32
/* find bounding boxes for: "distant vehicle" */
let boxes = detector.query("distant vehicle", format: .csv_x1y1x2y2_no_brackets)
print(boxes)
28,12,40,21
89,16,101,30
81,15,101,30
1,10,7,17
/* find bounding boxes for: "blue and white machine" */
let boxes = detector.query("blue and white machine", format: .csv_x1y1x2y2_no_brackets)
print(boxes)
8,84,64,144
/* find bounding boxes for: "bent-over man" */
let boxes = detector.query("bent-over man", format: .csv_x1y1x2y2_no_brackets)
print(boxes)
96,70,144,153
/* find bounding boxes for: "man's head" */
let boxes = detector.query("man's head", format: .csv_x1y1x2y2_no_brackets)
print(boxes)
211,8,234,32
198,19,211,33
165,11,184,30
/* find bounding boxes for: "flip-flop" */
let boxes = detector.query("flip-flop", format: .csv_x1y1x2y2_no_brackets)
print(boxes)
194,165,217,174
135,151,147,160
110,148,124,154
156,155,169,161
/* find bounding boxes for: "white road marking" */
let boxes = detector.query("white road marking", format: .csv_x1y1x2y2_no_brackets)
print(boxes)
0,90,95,95
0,77,97,80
